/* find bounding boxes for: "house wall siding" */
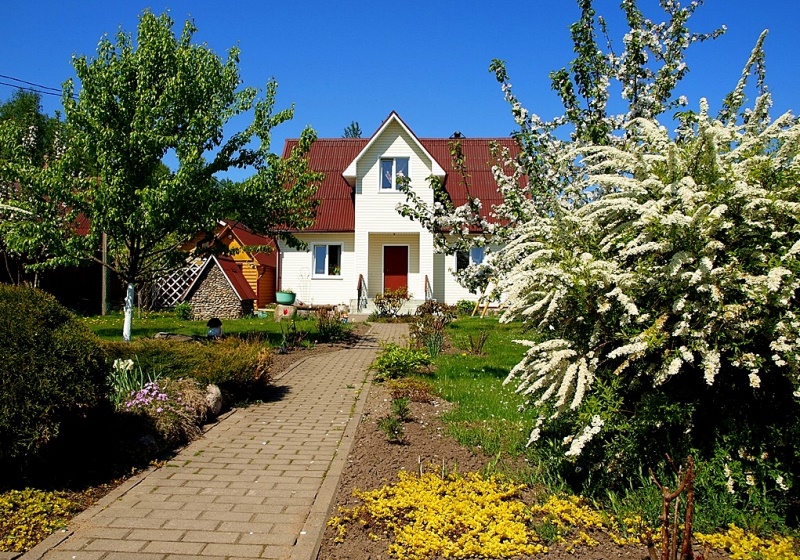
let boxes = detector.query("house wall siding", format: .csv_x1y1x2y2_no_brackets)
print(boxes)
441,252,480,304
354,121,436,301
278,233,355,306
439,244,503,305
257,267,276,308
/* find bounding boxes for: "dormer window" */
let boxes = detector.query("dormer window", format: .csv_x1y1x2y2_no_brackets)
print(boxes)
380,157,409,190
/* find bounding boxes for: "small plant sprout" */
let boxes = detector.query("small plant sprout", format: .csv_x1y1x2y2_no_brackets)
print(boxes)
391,397,411,422
377,415,405,444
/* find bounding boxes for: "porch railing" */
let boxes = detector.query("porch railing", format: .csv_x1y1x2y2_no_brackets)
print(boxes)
357,274,368,312
424,274,434,301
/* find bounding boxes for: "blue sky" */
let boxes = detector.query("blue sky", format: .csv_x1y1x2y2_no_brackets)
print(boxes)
2,1,798,181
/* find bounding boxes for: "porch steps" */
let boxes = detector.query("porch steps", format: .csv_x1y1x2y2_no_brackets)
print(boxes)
349,298,427,316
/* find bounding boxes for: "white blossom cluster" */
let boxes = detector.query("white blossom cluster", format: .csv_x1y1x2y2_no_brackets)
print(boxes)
564,415,604,457
502,82,800,451
393,1,800,463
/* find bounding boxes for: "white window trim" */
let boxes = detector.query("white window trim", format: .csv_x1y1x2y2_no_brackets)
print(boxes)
379,157,409,192
311,243,343,278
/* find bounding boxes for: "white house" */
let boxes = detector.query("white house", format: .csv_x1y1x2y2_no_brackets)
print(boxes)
277,112,520,312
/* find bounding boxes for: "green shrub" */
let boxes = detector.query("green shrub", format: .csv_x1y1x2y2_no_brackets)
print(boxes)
373,288,411,317
0,285,107,463
173,302,192,320
455,300,476,316
370,343,431,382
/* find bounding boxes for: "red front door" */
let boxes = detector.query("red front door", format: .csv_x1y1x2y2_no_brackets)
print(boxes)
383,246,408,292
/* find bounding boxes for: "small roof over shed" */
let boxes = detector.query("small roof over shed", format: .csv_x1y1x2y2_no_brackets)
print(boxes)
183,255,257,301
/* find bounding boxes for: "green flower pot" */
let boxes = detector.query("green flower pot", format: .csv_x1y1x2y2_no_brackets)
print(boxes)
276,291,296,305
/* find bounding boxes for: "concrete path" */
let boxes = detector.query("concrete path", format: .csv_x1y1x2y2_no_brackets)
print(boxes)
25,323,407,560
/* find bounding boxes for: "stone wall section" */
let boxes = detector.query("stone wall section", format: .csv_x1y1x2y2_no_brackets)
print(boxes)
186,265,254,320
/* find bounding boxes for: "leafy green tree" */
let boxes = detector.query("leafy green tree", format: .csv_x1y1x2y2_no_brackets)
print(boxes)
343,120,362,138
0,11,322,340
0,91,68,287
0,91,60,167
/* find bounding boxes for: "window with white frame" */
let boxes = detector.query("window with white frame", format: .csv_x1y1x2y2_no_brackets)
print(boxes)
313,244,342,277
456,247,485,271
380,157,409,190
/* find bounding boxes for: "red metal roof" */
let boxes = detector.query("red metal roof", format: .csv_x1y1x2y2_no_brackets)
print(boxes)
216,256,257,300
75,214,91,236
282,135,521,232
282,139,364,232
184,255,256,301
420,138,522,220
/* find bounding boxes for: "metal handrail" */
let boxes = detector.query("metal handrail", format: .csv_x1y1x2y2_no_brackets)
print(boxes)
357,274,368,312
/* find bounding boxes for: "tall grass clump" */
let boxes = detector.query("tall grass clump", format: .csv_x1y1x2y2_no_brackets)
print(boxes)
104,337,272,399
370,343,431,382
410,301,456,357
314,308,350,343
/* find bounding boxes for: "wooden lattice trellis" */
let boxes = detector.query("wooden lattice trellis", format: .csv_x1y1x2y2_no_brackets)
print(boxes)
151,261,203,309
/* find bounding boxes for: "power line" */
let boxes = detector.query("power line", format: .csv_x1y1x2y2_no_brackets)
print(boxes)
0,74,62,93
0,73,77,100
0,81,65,98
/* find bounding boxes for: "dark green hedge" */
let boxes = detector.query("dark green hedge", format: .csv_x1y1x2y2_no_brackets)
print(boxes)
0,285,108,463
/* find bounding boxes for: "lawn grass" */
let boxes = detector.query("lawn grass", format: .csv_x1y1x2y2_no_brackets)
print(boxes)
427,317,543,474
82,310,317,344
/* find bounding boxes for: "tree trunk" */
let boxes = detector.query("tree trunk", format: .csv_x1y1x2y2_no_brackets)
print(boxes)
101,233,110,316
123,282,135,341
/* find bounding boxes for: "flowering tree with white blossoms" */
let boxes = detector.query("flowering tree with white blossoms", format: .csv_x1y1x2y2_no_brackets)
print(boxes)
492,9,799,518
404,0,800,515
398,0,724,300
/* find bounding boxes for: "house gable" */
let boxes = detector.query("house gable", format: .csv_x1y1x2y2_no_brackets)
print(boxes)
281,115,522,232
342,111,445,186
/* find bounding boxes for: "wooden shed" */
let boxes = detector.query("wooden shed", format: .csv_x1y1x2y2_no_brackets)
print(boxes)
217,221,278,309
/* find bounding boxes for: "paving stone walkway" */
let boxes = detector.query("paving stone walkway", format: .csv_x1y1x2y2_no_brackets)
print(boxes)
25,323,407,560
